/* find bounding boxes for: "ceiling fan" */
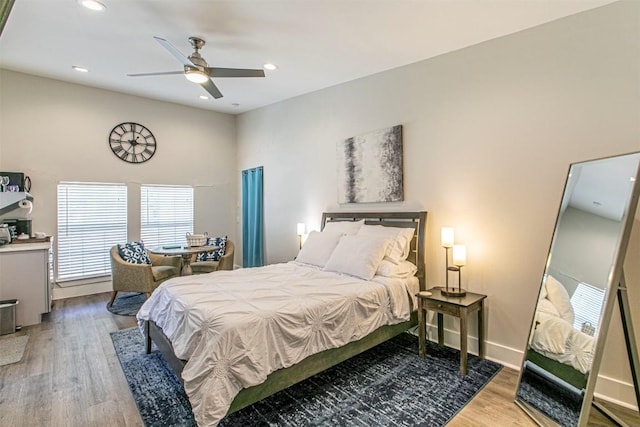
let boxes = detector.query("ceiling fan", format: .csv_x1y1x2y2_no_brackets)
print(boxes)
127,36,265,99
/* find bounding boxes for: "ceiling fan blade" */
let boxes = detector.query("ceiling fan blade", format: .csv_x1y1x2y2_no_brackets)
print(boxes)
127,71,184,77
154,36,194,67
201,79,223,99
207,67,265,78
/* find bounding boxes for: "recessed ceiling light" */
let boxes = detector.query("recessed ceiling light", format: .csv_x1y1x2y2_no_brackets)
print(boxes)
199,95,209,100
263,63,278,71
72,66,89,73
78,0,106,11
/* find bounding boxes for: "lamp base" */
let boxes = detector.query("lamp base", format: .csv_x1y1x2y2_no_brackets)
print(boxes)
441,288,467,297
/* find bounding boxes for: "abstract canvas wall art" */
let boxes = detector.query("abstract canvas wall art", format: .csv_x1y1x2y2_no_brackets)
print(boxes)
337,125,403,203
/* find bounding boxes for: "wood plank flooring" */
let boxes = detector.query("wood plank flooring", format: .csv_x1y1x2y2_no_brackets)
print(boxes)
0,292,637,426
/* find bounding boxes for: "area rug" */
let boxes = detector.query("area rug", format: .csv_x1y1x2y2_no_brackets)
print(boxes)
516,366,581,426
0,335,29,367
106,292,147,316
111,327,502,426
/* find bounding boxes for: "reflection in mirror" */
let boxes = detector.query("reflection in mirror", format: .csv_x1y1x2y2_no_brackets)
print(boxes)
515,152,640,426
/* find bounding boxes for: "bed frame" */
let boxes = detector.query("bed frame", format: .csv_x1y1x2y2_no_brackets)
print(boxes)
526,349,588,391
145,211,427,415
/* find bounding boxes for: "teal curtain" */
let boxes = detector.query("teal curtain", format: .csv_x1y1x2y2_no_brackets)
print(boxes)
242,166,264,267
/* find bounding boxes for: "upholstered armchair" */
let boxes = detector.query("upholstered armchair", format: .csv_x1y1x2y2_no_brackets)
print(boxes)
108,246,182,306
191,240,235,274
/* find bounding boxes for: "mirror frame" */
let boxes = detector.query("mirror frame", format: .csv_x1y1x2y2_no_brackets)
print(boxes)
515,151,640,427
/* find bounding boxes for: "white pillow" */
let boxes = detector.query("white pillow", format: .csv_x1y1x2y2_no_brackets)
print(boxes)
532,312,573,354
357,224,415,263
545,275,575,325
537,298,561,318
376,259,417,278
295,231,342,268
324,235,390,281
322,219,364,236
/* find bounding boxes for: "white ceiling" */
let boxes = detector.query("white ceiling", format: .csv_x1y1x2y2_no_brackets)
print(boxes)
567,153,640,222
0,0,616,114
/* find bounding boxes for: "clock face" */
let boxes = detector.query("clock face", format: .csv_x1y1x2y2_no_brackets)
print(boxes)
109,122,157,164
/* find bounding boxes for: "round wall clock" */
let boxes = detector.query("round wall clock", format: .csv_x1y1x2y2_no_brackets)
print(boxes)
108,122,157,163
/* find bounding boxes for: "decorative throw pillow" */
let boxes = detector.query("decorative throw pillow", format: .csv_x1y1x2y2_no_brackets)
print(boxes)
117,241,151,265
197,236,227,261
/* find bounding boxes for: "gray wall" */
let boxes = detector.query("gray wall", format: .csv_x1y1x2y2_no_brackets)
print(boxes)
549,206,621,294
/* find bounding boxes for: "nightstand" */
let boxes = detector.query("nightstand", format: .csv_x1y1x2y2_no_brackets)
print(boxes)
416,287,487,374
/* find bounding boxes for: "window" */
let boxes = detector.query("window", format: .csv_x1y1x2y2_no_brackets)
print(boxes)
57,182,127,282
141,185,193,248
570,282,605,333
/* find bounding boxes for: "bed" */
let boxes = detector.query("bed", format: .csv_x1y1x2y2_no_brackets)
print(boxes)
528,275,595,391
137,211,427,426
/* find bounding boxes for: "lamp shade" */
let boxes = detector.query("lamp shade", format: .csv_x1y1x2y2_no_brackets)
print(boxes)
297,223,306,236
452,244,466,266
441,227,454,248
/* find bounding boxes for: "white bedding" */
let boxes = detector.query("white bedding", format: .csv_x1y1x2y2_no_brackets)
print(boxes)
137,261,418,426
530,302,594,375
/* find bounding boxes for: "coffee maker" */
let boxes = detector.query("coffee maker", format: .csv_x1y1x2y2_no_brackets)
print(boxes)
2,219,31,239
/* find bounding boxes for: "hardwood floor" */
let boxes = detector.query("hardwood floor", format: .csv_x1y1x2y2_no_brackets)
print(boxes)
0,292,637,426
0,293,141,427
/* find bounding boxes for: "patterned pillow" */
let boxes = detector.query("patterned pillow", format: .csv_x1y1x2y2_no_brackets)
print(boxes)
117,241,151,265
196,236,227,261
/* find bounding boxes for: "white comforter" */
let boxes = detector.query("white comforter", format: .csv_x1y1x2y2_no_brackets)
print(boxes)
137,262,418,426
530,305,594,375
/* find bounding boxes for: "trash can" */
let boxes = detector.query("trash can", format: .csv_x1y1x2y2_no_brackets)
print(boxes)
0,299,18,335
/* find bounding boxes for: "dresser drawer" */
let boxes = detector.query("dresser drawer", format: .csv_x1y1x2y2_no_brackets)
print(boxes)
425,300,460,317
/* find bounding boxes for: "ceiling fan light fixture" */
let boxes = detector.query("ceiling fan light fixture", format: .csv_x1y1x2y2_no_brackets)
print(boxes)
79,0,106,11
185,67,209,84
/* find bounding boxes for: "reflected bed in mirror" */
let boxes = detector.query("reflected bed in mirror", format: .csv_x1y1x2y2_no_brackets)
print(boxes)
515,151,640,427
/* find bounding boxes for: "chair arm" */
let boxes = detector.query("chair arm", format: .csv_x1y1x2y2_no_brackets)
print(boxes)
217,250,234,271
111,255,156,291
149,252,183,269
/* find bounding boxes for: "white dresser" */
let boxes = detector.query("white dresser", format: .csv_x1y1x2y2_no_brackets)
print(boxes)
0,240,53,327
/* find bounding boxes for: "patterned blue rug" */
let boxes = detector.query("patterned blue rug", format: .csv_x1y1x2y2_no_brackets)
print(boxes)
106,292,147,316
516,365,581,426
111,328,502,426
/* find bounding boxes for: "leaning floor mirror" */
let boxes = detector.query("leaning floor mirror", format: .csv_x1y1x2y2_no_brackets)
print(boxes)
515,151,640,427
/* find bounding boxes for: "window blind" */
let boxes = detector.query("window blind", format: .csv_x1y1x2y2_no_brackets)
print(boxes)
57,182,127,282
570,282,605,332
141,185,193,248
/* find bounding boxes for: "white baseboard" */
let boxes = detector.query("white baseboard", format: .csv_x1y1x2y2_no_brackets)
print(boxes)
424,323,523,370
52,280,112,300
428,324,638,410
594,374,639,411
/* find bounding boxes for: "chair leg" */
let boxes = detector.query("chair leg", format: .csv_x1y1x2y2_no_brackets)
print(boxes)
108,291,118,307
